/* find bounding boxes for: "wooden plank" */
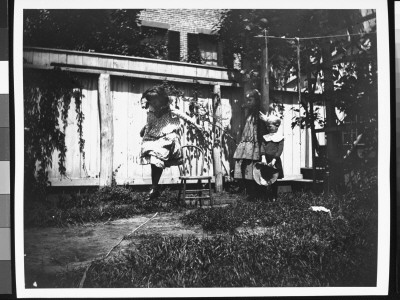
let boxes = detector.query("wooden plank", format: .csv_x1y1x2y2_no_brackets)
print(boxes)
65,99,81,178
98,73,114,186
82,56,99,68
130,79,146,181
23,50,33,64
98,57,113,69
183,65,196,77
32,51,42,65
66,54,83,66
128,60,146,73
41,51,51,66
111,77,129,182
58,52,67,65
81,76,100,179
113,58,127,70
24,64,241,87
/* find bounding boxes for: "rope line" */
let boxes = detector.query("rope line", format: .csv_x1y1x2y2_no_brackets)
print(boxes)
78,212,159,288
254,31,376,40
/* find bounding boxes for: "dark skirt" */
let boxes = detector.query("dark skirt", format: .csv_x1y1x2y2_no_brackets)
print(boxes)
234,159,258,180
265,155,284,179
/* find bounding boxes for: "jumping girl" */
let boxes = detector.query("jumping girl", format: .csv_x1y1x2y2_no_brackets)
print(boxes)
140,85,202,201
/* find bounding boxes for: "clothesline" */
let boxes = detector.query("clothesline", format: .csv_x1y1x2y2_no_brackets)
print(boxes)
254,31,376,41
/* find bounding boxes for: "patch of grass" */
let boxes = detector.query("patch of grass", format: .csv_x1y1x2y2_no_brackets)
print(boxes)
25,187,184,227
52,228,376,288
181,189,377,234
26,187,378,287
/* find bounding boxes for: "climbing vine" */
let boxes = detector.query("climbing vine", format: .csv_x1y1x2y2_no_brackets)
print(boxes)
150,81,236,176
24,68,85,201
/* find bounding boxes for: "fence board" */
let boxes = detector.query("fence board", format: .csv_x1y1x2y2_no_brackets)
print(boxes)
112,77,129,182
80,76,100,179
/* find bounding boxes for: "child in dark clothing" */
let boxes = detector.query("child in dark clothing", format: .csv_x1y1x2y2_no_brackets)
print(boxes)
259,113,284,201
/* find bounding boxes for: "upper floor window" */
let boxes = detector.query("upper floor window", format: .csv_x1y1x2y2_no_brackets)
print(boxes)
139,22,180,61
187,33,220,66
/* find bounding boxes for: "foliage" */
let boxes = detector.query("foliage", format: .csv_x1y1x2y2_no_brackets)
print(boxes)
149,81,236,174
24,187,183,227
24,9,169,59
216,10,378,183
49,189,377,288
24,68,85,201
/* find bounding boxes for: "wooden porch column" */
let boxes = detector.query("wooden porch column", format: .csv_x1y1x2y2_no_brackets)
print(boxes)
98,73,114,186
213,84,223,193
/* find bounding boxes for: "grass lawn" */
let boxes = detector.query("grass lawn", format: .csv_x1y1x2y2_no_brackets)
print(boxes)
24,185,377,288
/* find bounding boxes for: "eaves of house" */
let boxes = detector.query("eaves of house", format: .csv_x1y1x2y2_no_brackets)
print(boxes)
23,47,242,87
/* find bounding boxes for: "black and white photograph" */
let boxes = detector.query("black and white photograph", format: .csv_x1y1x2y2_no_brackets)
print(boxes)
13,0,390,298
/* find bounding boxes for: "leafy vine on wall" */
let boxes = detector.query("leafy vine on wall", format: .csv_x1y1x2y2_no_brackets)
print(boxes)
24,68,86,201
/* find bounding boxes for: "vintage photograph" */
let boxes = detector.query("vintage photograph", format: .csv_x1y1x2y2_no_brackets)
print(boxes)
13,0,390,297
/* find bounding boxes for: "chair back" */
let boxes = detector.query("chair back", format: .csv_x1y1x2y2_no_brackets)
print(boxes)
179,145,205,177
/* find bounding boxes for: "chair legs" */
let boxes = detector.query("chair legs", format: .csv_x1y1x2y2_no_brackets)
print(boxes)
208,178,213,206
178,179,183,206
179,178,213,207
198,179,202,207
182,179,187,206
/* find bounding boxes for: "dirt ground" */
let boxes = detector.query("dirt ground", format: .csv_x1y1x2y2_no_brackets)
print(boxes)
24,211,206,287
23,192,272,288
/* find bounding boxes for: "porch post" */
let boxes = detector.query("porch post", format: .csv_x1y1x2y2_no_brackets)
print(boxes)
213,84,223,193
98,73,114,186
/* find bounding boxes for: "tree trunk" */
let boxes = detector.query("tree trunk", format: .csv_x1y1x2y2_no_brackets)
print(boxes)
306,71,317,191
322,44,343,192
260,35,270,113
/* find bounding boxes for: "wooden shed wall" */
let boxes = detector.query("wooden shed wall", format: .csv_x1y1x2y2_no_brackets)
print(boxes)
46,74,245,186
44,75,324,186
24,48,324,186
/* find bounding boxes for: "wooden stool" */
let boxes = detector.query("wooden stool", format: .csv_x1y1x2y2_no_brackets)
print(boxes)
178,145,213,207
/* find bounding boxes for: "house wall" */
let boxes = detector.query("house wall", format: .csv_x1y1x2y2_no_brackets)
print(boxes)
139,9,224,61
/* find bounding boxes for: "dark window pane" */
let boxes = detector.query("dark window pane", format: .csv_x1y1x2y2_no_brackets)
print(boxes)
187,33,201,64
168,30,180,61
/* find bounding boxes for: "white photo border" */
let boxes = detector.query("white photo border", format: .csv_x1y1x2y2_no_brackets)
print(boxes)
13,0,390,297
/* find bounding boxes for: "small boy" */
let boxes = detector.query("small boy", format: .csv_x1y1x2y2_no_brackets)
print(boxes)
259,113,284,201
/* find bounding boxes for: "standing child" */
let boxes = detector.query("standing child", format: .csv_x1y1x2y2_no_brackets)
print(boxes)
259,113,284,201
140,85,202,201
233,89,263,200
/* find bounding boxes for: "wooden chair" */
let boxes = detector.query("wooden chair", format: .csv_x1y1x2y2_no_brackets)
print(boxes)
178,145,213,207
